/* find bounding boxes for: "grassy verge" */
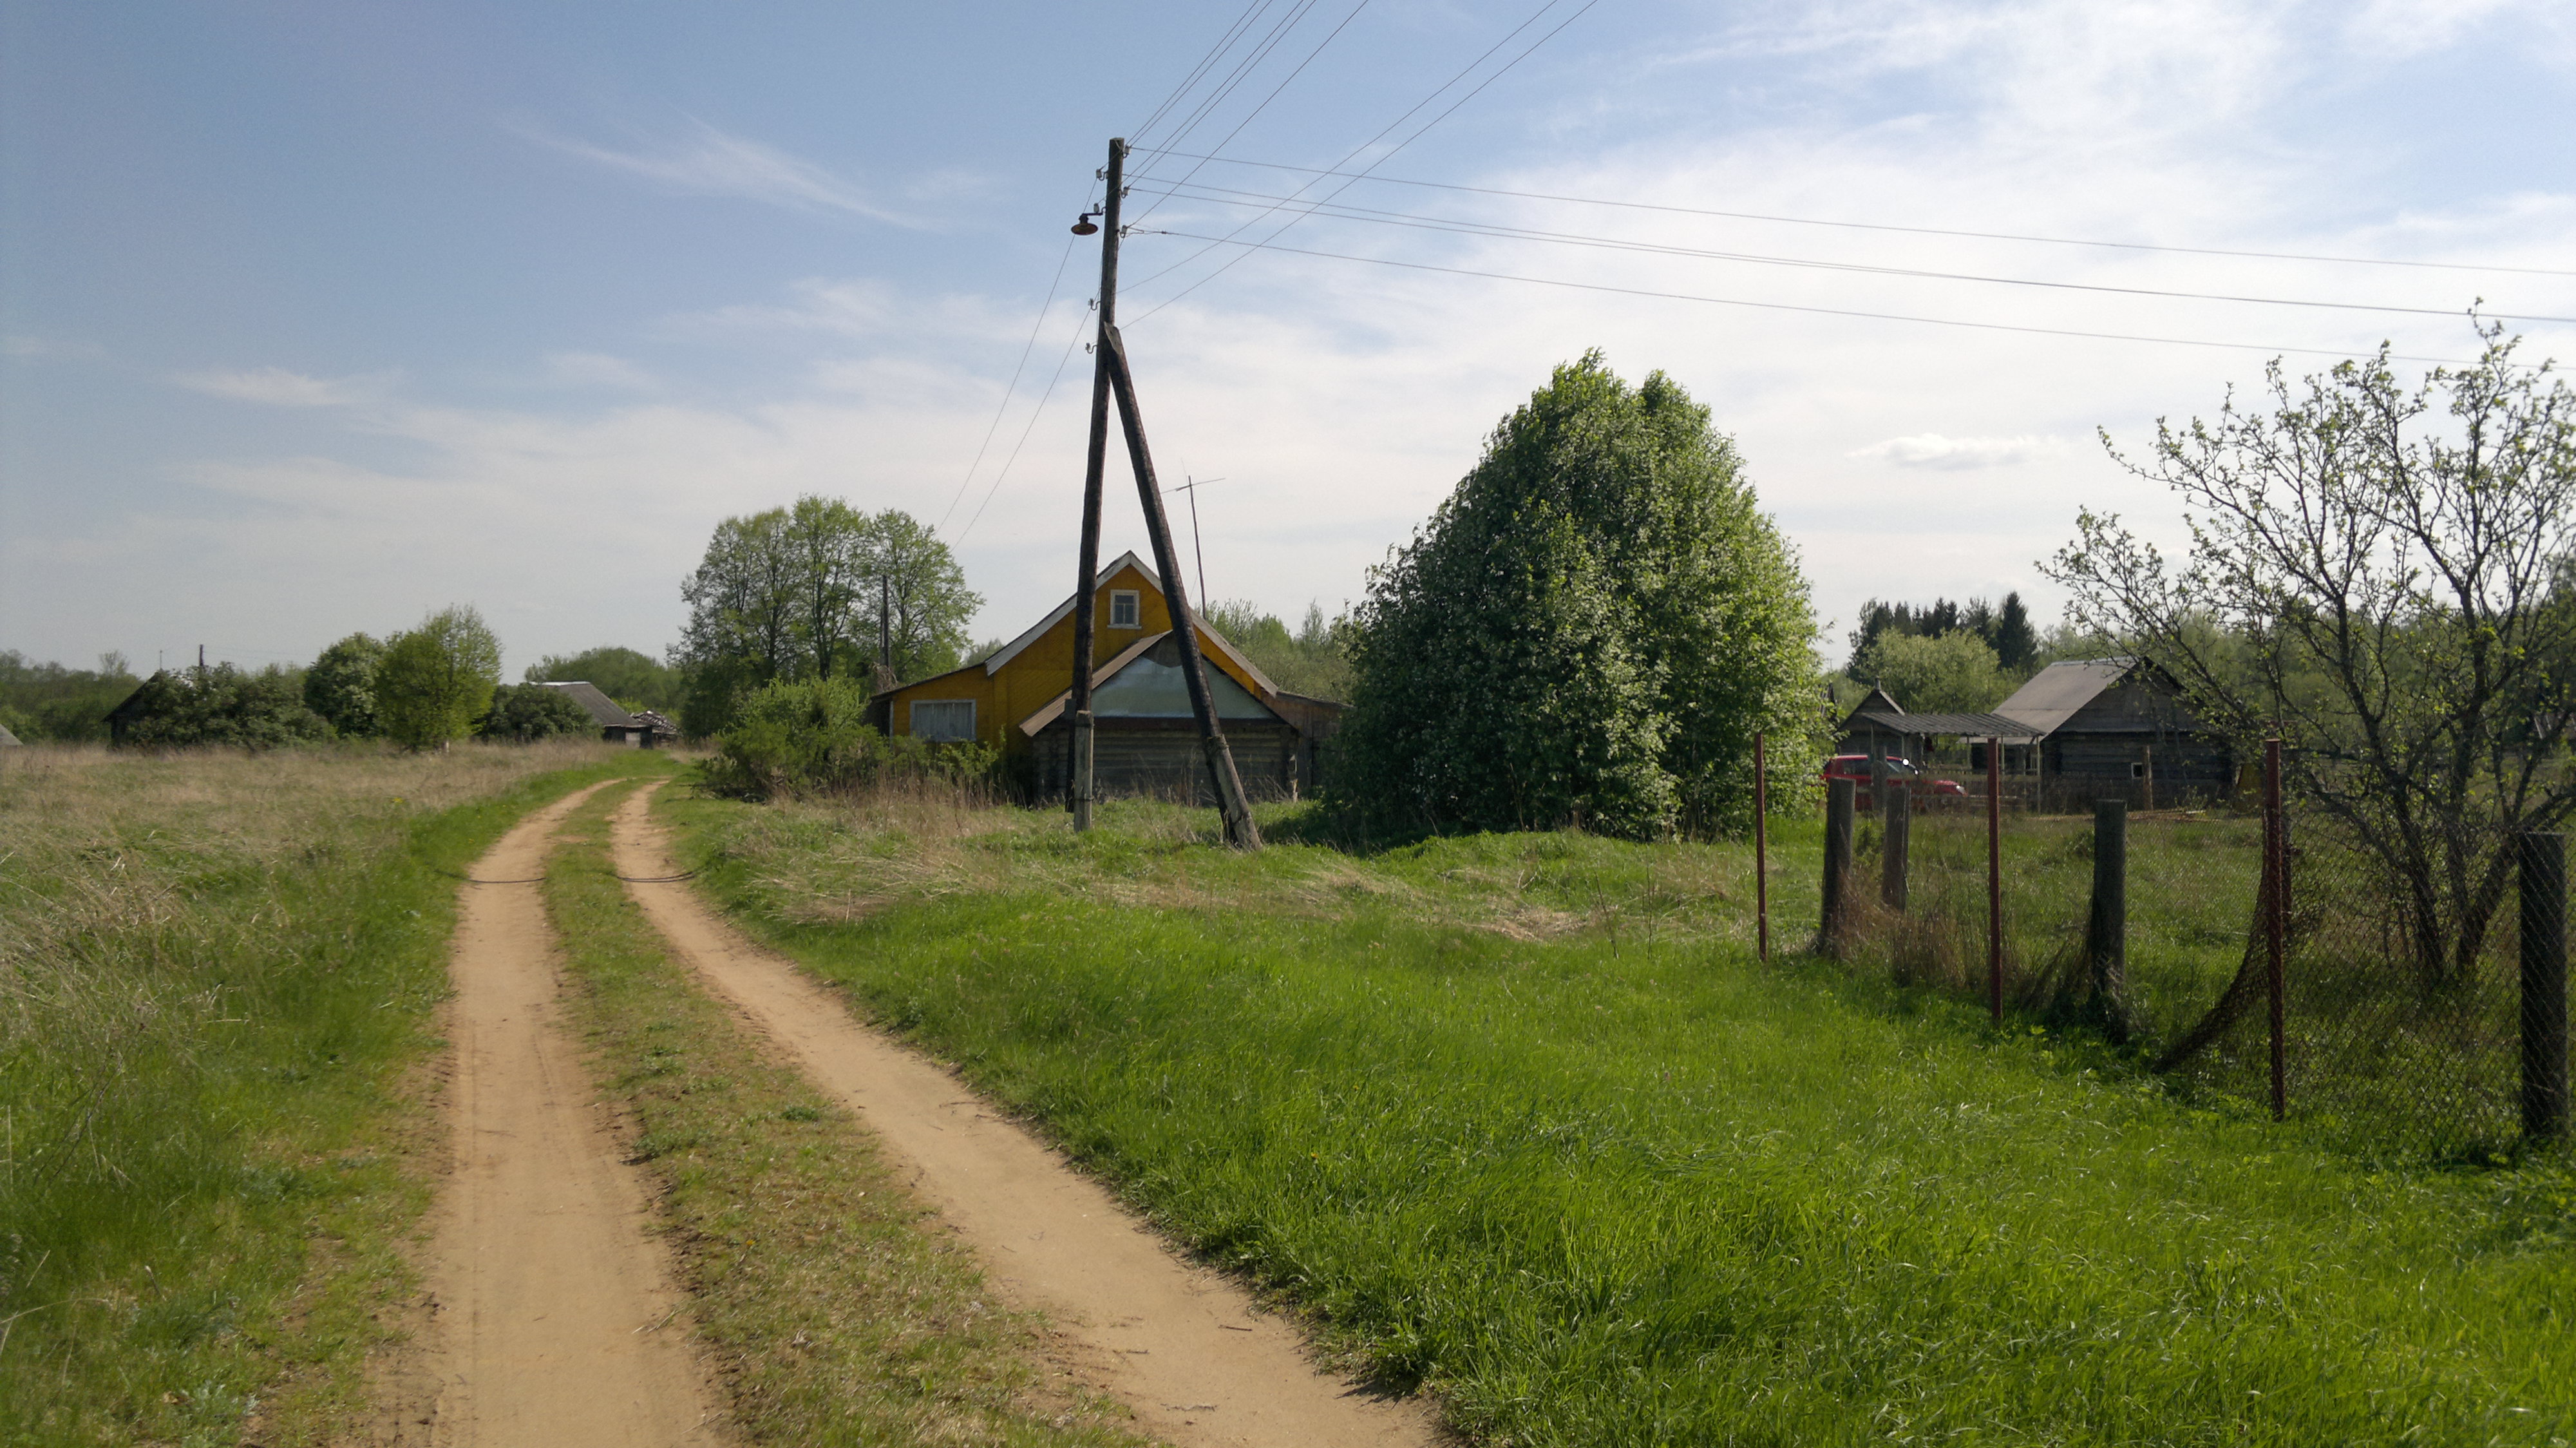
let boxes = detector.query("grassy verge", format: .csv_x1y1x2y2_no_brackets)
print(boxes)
667,788,2576,1447
0,741,668,1446
537,783,1147,1447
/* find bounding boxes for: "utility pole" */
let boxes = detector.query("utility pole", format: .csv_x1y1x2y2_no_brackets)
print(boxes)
1173,475,1223,609
880,575,892,679
1066,138,1124,828
1101,325,1260,848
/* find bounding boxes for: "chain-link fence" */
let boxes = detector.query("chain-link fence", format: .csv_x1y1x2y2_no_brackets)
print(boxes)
1781,752,2570,1159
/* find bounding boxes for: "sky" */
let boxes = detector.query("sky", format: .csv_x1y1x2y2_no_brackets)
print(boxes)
3,0,2571,678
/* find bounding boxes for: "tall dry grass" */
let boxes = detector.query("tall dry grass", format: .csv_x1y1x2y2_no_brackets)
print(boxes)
0,739,645,1445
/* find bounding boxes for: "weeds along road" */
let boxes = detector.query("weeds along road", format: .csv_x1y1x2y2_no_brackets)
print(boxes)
609,781,1441,1448
386,781,722,1447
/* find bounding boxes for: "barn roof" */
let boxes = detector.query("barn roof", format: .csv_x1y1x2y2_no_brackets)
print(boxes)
1016,631,1280,736
979,549,1280,698
537,680,635,728
1850,709,2040,741
1994,658,2136,734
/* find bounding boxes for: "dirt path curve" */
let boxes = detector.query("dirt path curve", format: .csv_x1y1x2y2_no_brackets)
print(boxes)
611,784,1441,1448
400,781,722,1447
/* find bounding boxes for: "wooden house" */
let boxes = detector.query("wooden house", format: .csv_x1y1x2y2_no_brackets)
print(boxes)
538,680,675,747
867,550,1343,803
1994,658,2233,807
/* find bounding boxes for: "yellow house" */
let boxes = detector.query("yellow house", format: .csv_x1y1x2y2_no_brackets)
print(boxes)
869,550,1342,801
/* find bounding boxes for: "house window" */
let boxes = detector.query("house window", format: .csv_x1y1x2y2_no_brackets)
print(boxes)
1109,590,1141,629
2130,761,2148,779
911,699,976,742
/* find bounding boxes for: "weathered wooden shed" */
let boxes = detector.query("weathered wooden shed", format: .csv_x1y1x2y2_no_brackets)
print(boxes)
1994,658,2233,808
868,551,1341,803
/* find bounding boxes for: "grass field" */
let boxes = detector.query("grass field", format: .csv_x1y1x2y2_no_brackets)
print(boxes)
0,741,663,1446
536,783,1149,1446
667,786,2576,1447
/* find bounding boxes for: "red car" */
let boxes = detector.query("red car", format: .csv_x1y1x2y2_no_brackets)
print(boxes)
1820,754,1968,810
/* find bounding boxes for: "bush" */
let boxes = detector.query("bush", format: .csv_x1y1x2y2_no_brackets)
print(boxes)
696,676,999,801
376,606,502,750
304,633,386,737
112,664,328,748
477,683,599,743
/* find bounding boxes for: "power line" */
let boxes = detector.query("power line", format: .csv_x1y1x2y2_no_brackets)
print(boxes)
1133,149,2576,280
1128,0,1604,320
957,296,1095,543
1128,0,1276,151
937,221,1088,534
1139,227,2497,366
1124,0,1372,229
1124,178,2575,325
1126,1,1321,182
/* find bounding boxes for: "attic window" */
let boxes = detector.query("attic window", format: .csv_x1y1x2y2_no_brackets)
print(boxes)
1109,590,1141,629
911,700,976,743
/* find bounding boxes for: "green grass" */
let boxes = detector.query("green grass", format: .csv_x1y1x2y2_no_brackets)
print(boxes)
535,783,1148,1447
667,789,2576,1447
0,742,671,1446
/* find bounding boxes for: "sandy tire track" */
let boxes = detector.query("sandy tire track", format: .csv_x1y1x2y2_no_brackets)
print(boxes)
375,781,723,1447
610,783,1442,1448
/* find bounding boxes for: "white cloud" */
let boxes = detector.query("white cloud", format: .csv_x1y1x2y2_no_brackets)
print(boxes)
3,334,108,361
517,118,923,227
1849,433,2068,468
545,352,659,390
176,367,389,409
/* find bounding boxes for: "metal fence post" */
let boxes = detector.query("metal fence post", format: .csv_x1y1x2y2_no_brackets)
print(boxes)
1754,732,1770,967
1820,777,1855,957
2265,738,2286,1122
2522,831,2568,1143
2087,798,2131,1043
1882,780,1910,911
1987,736,2003,1025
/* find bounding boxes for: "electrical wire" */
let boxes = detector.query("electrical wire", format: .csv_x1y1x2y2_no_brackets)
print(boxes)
1124,178,2575,324
1132,150,2576,279
1128,0,1277,152
1127,0,1604,320
936,218,1088,534
1137,227,2497,366
1123,0,1373,229
1125,1,1321,182
956,296,1096,543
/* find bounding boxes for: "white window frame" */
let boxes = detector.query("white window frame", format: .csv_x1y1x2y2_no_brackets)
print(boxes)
1108,589,1141,629
909,699,976,743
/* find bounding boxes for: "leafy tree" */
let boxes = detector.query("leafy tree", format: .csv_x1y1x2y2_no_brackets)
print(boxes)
696,675,999,801
524,645,681,712
1340,352,1826,839
1201,599,1354,699
677,499,980,734
376,605,504,749
113,663,327,748
0,651,141,742
305,633,386,737
1855,629,2011,714
2047,328,2576,986
1847,590,2040,679
477,682,598,742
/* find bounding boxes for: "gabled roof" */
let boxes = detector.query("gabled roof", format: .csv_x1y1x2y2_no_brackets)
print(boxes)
1018,631,1283,736
537,680,636,729
1993,658,2136,734
0,722,19,747
1850,709,2040,741
980,549,1280,697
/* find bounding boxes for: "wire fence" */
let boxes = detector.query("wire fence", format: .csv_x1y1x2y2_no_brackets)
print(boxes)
1769,741,2570,1159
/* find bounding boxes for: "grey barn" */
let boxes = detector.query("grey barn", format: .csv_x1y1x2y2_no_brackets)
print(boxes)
1994,658,2235,808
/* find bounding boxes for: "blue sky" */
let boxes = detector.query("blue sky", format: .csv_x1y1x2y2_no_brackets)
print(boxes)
5,0,2571,676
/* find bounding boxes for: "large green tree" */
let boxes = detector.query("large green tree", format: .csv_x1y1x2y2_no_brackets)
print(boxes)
1853,629,2011,714
677,499,980,734
113,663,327,748
524,645,681,712
1338,353,1826,839
304,633,386,737
2047,329,2576,985
376,605,504,749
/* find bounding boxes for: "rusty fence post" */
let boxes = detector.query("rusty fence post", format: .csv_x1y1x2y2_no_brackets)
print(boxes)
2265,738,2287,1121
1987,736,2003,1025
1754,732,1770,967
1882,781,1911,911
2523,831,2568,1143
1820,777,1855,957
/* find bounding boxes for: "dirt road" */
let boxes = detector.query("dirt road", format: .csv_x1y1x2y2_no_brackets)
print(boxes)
393,782,722,1447
609,783,1441,1448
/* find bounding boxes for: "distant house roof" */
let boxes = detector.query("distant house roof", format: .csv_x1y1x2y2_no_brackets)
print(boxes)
537,680,635,729
1993,658,2137,734
979,549,1282,698
0,722,19,747
1849,709,2040,741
